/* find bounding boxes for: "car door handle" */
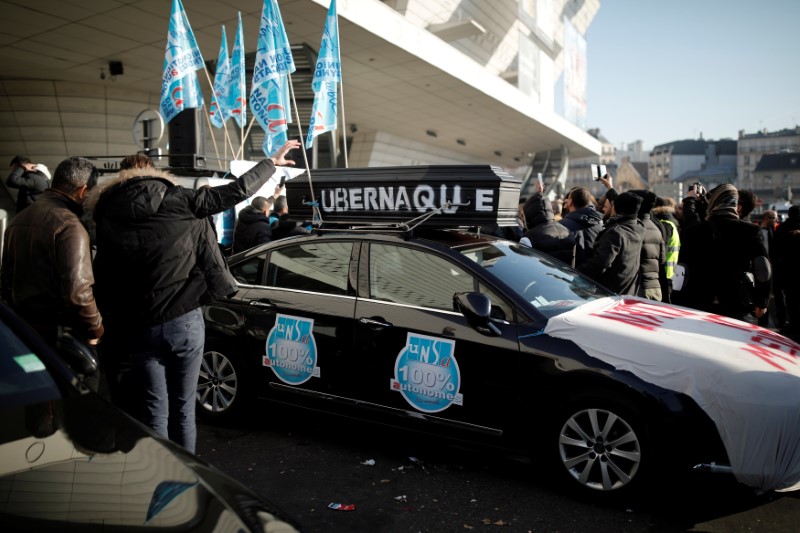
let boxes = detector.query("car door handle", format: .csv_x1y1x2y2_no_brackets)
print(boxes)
359,317,393,329
249,300,276,310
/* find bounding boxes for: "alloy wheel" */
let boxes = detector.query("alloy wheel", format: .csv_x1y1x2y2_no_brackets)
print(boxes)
557,407,642,491
197,350,238,415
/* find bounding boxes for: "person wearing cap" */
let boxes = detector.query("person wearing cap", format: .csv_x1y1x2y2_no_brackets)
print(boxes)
7,155,51,213
577,191,646,295
676,184,771,321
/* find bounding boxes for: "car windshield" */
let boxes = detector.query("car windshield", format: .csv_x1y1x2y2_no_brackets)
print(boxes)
456,241,612,318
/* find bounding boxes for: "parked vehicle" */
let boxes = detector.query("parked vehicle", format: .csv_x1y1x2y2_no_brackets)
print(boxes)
197,166,800,499
0,301,301,532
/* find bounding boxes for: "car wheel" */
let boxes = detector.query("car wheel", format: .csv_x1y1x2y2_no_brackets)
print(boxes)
553,393,650,497
196,342,250,422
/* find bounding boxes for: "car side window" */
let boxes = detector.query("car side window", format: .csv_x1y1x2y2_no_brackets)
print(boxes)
368,244,513,320
266,242,353,295
230,255,265,285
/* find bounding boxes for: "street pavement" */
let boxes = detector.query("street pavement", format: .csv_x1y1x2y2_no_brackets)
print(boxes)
196,404,800,532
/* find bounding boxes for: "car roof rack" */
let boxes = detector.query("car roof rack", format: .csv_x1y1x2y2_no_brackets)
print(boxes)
312,200,473,238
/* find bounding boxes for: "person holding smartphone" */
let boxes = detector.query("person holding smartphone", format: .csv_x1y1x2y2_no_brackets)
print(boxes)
680,182,708,230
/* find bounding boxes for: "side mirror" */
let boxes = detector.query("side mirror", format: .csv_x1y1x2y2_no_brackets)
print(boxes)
56,332,99,377
453,292,501,336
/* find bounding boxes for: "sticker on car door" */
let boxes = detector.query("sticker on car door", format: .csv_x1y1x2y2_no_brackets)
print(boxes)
264,314,320,385
390,332,463,413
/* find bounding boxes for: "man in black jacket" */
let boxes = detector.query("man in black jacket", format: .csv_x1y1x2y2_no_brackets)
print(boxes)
269,195,311,241
89,139,300,453
560,187,603,265
578,192,645,295
520,183,576,267
231,189,284,254
7,155,50,214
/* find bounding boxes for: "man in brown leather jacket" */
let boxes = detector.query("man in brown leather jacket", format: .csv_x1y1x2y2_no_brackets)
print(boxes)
1,156,104,347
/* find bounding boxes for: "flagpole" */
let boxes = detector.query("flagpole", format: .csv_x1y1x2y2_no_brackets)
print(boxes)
334,2,348,169
338,85,349,168
238,116,257,160
240,116,245,160
288,76,319,217
202,108,221,163
200,65,236,156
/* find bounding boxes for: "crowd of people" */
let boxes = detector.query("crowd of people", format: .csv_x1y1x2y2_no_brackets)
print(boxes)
515,174,799,336
1,148,798,457
1,141,300,453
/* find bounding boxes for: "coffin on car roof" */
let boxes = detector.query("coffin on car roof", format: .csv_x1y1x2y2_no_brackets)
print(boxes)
285,165,523,229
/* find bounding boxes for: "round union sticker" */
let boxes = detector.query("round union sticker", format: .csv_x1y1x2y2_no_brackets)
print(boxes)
264,314,320,385
390,332,462,413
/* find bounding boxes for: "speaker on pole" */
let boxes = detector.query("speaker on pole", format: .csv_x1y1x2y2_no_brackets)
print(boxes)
168,108,205,168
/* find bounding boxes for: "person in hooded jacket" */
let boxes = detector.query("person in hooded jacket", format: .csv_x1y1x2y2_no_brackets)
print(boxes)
231,190,284,254
652,196,681,303
578,192,645,295
519,180,576,266
676,184,770,321
87,139,300,453
630,190,666,301
559,186,603,265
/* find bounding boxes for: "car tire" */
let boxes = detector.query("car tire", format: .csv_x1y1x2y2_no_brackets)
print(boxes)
552,391,652,499
196,341,251,423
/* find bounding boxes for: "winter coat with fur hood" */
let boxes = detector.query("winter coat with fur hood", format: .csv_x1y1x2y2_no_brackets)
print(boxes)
87,159,279,326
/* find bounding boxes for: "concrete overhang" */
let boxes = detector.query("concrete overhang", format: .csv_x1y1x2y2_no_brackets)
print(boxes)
0,0,600,166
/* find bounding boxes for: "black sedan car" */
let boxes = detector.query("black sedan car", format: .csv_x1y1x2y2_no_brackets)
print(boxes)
198,166,800,499
0,301,301,532
195,227,771,495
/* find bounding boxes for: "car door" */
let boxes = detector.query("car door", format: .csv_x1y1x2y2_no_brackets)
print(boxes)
235,239,358,403
351,241,521,441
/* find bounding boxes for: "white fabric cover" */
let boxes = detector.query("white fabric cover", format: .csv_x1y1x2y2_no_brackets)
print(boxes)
544,295,800,493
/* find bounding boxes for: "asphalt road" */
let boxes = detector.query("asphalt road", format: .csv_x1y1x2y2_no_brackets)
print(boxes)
195,405,800,533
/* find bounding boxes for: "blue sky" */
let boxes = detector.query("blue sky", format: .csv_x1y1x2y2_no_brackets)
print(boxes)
584,1,800,150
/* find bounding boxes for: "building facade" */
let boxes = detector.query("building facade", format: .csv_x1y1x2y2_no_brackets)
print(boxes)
752,152,800,206
737,127,800,187
0,0,601,186
648,139,736,188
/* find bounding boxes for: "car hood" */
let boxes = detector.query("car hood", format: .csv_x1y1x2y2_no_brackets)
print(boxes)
0,392,299,532
544,296,800,493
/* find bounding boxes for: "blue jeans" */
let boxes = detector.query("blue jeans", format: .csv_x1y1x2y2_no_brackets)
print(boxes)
128,308,204,453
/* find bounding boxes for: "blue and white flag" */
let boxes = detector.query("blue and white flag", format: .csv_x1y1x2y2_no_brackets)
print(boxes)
250,0,296,156
160,0,205,123
227,13,247,128
306,0,341,149
209,26,230,128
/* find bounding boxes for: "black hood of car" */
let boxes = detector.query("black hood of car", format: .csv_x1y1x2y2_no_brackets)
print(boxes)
0,390,298,532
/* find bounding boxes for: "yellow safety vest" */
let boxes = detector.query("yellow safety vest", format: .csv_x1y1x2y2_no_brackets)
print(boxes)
661,219,680,279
